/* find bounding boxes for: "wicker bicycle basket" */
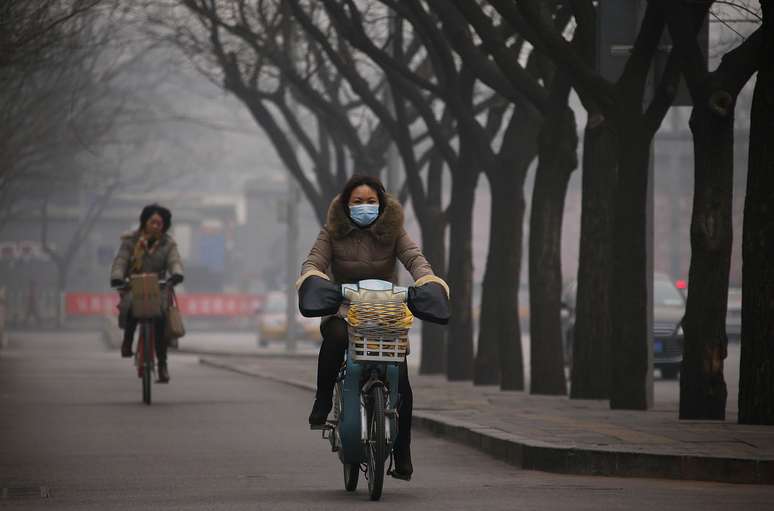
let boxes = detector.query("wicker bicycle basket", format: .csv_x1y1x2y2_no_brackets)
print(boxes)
130,273,163,319
347,300,413,363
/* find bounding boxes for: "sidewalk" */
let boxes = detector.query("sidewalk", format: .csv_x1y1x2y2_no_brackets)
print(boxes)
198,354,774,485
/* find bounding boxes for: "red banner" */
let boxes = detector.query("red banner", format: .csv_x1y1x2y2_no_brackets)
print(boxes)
65,293,264,317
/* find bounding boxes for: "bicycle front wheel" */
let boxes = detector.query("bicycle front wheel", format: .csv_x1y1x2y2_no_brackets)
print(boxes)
366,385,386,501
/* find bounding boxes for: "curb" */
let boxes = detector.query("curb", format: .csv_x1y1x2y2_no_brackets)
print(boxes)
100,319,316,360
178,348,316,359
199,357,774,485
200,358,317,392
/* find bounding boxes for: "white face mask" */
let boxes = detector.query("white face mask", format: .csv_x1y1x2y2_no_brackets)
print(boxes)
349,204,379,227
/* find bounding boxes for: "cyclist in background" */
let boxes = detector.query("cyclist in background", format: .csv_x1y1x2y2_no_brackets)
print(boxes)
110,204,184,383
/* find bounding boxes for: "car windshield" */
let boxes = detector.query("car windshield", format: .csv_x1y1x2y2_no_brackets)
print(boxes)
654,280,684,307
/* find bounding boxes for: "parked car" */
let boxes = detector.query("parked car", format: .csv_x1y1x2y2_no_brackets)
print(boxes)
726,287,741,343
560,273,685,379
652,274,685,379
257,291,320,346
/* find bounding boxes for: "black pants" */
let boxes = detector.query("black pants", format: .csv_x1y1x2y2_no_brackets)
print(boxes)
317,316,412,451
124,316,168,366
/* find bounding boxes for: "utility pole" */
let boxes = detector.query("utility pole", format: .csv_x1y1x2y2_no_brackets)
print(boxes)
284,7,299,354
285,178,299,354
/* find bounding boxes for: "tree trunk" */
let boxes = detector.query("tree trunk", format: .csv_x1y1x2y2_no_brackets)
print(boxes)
419,210,447,374
679,97,733,420
446,147,478,381
529,108,577,395
739,13,774,424
610,120,650,410
570,119,618,399
475,171,526,387
475,107,539,389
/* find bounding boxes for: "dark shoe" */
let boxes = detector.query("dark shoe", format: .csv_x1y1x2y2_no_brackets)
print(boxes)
308,398,332,428
121,338,133,358
391,444,412,481
157,365,170,383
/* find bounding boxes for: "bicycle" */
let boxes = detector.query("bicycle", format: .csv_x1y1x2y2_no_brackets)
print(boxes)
299,277,448,501
114,274,168,405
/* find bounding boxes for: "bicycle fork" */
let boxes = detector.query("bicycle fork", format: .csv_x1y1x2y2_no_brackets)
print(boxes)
360,370,398,445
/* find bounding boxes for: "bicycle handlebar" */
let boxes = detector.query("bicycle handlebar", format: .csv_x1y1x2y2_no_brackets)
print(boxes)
112,279,170,291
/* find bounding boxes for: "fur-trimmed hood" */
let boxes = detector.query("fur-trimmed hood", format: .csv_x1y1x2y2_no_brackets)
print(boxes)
300,194,433,285
326,194,404,244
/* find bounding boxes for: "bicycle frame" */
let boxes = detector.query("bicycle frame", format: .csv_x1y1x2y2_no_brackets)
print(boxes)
135,320,155,378
302,276,448,500
116,276,168,405
135,319,155,405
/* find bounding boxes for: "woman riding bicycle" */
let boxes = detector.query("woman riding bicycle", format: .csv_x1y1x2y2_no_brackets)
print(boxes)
297,175,448,482
110,204,184,383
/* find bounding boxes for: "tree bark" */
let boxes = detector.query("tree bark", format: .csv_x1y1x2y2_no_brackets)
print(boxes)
475,169,527,387
679,99,733,420
656,1,763,420
419,207,448,374
529,106,577,395
570,118,617,399
740,5,774,424
679,34,763,421
446,145,478,381
475,106,540,388
609,119,651,410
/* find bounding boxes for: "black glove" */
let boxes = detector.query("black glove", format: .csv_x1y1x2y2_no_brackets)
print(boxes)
169,274,184,286
110,278,125,288
298,276,343,317
407,282,450,325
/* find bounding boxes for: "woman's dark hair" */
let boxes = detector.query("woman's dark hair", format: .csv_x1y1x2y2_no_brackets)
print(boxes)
138,204,172,233
338,174,387,215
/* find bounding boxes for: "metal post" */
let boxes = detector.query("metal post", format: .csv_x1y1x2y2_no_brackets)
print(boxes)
285,178,299,354
284,7,299,354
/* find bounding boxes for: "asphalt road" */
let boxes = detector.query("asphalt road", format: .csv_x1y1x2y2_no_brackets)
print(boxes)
0,332,771,510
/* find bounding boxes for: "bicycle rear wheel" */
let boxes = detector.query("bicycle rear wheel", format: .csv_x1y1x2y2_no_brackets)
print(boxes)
366,385,386,501
141,324,152,405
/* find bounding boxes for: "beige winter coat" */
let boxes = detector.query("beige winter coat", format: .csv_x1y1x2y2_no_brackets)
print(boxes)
110,230,184,282
299,195,445,291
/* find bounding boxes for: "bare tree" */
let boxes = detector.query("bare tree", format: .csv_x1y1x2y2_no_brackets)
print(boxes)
511,0,710,408
147,0,406,222
0,1,124,209
657,0,761,420
149,0,461,372
739,0,774,425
